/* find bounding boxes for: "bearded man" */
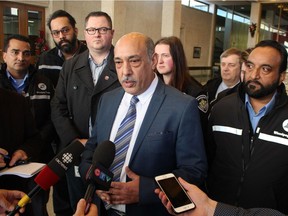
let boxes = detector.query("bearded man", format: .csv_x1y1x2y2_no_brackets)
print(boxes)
36,10,87,87
206,40,288,215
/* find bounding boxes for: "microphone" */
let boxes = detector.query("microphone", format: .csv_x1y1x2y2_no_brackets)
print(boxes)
84,140,115,214
7,139,85,216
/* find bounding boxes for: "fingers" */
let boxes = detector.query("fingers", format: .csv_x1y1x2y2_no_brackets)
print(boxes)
0,148,9,168
96,190,111,204
0,148,8,156
7,190,26,200
73,198,86,216
9,150,27,167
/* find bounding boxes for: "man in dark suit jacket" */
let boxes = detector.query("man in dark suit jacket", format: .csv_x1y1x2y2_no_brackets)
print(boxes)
79,32,207,216
51,11,120,211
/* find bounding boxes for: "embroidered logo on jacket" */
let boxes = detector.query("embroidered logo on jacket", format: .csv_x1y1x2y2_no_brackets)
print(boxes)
196,94,209,113
38,83,47,91
282,119,288,132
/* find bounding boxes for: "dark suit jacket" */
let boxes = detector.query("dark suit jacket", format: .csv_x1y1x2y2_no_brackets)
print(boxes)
80,79,207,216
0,88,42,161
51,47,121,151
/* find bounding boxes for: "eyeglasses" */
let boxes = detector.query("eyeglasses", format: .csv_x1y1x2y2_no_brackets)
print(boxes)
85,27,111,35
51,27,71,38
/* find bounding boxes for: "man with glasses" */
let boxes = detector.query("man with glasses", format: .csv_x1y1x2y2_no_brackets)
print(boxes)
36,10,87,216
36,10,87,88
0,34,53,216
51,11,120,212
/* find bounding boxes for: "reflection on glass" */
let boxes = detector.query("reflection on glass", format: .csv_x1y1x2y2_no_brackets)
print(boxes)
3,7,19,37
28,10,42,36
28,10,42,56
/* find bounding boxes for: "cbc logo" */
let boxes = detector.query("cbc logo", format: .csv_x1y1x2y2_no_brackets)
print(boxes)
62,153,73,164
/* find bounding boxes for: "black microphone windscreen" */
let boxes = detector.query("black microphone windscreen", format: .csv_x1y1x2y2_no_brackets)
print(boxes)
35,139,84,189
92,140,115,168
47,139,85,178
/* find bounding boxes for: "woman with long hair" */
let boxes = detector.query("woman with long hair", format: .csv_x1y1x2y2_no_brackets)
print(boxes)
155,36,208,131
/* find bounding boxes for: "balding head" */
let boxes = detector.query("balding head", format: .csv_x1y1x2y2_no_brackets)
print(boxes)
115,32,154,62
114,32,157,95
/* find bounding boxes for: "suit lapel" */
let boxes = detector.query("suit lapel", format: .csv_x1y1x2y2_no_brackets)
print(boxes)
100,89,125,140
129,81,166,162
92,47,117,95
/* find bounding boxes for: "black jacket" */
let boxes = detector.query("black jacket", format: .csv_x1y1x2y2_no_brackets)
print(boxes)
0,63,55,162
0,88,42,161
203,77,239,113
207,83,288,214
51,47,121,151
36,41,87,87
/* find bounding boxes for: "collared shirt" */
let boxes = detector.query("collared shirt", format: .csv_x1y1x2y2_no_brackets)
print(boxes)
245,92,276,133
6,71,29,94
57,40,83,60
89,53,109,86
215,80,239,99
109,74,158,212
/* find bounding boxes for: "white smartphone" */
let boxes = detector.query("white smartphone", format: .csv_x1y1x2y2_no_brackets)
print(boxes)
155,173,196,214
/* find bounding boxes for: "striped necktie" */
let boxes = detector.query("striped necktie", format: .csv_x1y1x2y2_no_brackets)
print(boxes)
110,95,139,182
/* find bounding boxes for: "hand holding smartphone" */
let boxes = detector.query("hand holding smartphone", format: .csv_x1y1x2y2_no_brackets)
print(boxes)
155,173,196,214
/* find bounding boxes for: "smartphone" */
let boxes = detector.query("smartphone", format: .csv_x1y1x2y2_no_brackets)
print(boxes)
155,173,196,214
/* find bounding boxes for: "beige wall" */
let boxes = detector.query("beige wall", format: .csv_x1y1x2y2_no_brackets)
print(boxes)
44,1,164,46
6,0,214,67
181,6,212,67
113,1,163,43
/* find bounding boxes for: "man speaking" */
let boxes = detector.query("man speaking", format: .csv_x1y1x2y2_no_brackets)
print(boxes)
80,32,207,216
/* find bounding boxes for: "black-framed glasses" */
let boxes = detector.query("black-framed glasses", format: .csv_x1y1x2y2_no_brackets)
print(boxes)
85,27,111,35
51,27,71,38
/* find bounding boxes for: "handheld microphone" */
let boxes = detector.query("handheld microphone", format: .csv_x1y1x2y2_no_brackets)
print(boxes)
7,139,85,216
84,140,115,214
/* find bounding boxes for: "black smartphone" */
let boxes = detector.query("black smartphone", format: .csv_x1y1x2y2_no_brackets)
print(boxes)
155,173,196,214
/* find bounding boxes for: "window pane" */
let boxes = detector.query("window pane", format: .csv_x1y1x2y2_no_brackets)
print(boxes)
28,10,43,56
28,10,42,36
3,7,19,37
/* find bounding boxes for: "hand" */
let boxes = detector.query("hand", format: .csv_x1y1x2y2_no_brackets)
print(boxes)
73,199,98,216
0,148,8,168
9,150,27,167
155,178,217,216
97,167,140,205
0,189,25,216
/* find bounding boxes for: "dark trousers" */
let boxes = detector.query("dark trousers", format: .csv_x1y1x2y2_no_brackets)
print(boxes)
53,176,74,216
66,164,87,212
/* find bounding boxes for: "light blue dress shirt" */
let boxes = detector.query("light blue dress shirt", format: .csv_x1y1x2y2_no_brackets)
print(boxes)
245,92,276,133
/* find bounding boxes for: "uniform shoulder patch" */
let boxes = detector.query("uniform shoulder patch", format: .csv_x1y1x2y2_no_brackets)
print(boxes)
196,94,209,113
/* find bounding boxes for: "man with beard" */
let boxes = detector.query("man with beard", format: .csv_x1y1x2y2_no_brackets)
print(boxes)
37,10,87,88
51,11,120,212
36,10,87,216
206,40,288,214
